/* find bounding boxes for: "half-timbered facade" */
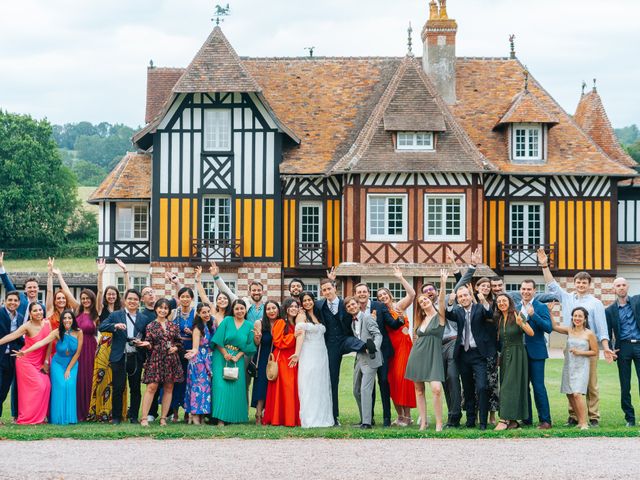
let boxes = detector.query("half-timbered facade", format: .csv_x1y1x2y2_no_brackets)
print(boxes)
90,1,637,303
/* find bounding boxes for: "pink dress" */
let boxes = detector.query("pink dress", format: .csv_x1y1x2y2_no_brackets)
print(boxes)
76,312,97,420
16,322,52,424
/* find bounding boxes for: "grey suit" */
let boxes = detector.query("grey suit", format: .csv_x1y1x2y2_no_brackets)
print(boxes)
353,312,382,426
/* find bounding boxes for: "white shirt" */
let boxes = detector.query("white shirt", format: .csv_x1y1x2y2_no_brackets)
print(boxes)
328,297,340,315
125,311,137,353
4,307,18,354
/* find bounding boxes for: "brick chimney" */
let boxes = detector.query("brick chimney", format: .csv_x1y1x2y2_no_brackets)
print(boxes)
422,0,458,104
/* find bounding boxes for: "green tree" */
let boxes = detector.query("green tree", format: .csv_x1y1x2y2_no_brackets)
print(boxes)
615,124,640,146
0,110,79,248
626,141,640,164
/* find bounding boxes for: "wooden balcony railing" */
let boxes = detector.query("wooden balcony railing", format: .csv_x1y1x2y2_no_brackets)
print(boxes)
497,242,556,271
190,238,243,263
297,241,327,268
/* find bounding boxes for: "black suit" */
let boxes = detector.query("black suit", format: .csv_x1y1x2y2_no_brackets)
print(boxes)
446,302,494,427
99,309,150,422
0,307,24,418
606,295,640,424
316,298,365,421
369,300,404,425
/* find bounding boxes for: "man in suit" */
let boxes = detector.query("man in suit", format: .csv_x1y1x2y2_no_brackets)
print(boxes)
316,278,365,425
99,288,148,424
354,282,403,427
0,291,24,424
445,285,494,430
345,296,382,429
606,277,640,426
516,279,553,429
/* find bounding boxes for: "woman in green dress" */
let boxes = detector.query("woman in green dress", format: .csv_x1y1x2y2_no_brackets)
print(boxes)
210,299,257,425
405,269,448,431
494,293,534,430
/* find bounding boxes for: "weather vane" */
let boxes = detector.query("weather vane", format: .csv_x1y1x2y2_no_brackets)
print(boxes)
592,78,597,93
212,3,230,25
509,34,516,59
304,47,315,58
523,65,529,91
407,22,413,56
581,80,587,95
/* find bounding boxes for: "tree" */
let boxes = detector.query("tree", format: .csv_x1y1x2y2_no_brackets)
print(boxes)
615,124,640,146
626,141,640,164
0,110,79,248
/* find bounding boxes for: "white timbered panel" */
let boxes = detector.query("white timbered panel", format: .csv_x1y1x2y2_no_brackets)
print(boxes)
160,133,169,194
254,131,264,195
193,108,201,130
244,108,252,129
158,93,186,129
248,93,277,129
233,108,242,131
243,133,252,194
182,132,191,194
182,108,191,130
171,133,180,194
618,201,626,240
234,93,242,103
104,202,111,257
266,132,275,195
193,132,201,186
626,200,637,242
233,132,242,192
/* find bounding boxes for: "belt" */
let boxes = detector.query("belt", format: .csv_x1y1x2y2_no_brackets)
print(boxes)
443,336,457,344
225,344,239,351
621,339,640,344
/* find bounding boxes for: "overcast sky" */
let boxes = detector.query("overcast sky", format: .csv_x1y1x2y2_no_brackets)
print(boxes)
1,0,638,128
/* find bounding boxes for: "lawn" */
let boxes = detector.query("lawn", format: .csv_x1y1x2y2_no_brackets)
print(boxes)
3,257,97,273
1,359,639,440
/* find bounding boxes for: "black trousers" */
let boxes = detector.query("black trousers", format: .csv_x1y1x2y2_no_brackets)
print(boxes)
457,348,489,426
442,338,462,422
327,335,365,421
0,357,15,418
617,341,640,423
371,358,392,424
111,352,144,421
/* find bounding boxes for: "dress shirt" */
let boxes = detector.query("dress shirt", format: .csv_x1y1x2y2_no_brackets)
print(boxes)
546,281,609,343
617,298,640,340
461,307,477,349
4,307,18,354
125,311,137,353
352,315,362,338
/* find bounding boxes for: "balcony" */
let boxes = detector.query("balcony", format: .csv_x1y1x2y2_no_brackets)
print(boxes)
189,238,243,264
101,241,150,262
497,242,556,271
297,241,327,268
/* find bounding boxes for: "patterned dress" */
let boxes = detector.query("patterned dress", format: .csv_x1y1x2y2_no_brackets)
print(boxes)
143,321,184,384
184,325,214,414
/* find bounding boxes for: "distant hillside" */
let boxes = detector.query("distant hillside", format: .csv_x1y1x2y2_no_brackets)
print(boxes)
614,124,640,164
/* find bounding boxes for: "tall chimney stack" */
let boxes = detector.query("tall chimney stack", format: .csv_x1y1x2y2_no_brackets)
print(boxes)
422,0,457,104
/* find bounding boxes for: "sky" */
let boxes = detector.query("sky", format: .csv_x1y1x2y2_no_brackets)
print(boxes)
1,0,638,129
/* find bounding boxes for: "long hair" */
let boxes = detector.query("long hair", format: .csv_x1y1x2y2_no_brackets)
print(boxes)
376,287,394,304
414,294,433,336
475,277,494,304
58,309,79,341
230,299,247,320
192,302,213,336
281,297,299,333
261,300,281,335
215,291,232,316
494,293,517,339
571,306,590,330
300,291,320,322
79,288,99,322
102,285,122,312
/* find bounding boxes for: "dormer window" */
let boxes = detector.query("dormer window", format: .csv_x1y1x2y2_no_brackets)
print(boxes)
512,123,543,161
396,131,434,151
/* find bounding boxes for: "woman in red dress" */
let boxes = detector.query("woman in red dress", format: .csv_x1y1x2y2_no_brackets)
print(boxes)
262,297,300,427
376,266,416,426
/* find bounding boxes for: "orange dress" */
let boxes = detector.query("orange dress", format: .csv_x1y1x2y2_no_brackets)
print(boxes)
262,319,300,426
386,309,416,408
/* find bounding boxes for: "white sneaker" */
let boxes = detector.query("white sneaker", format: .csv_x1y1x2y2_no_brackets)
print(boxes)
147,415,155,422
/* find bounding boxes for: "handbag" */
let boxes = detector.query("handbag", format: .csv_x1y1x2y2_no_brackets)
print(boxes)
223,360,239,381
247,344,260,378
266,344,279,381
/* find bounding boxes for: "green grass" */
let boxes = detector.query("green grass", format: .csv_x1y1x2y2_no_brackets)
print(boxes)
1,359,639,440
3,257,97,273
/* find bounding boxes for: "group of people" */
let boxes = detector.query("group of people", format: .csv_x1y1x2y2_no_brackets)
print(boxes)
0,247,639,431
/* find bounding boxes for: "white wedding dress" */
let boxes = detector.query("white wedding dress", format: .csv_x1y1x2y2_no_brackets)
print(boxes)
296,322,334,428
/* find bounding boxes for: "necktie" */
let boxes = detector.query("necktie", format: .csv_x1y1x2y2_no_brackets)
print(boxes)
464,309,471,351
329,300,337,315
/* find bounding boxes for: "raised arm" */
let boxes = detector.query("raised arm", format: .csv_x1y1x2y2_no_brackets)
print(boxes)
438,268,448,325
0,252,18,292
52,263,80,310
209,261,238,301
392,266,416,312
65,331,83,378
194,266,213,304
96,259,106,315
115,259,131,291
551,318,570,335
537,247,555,285
46,258,55,317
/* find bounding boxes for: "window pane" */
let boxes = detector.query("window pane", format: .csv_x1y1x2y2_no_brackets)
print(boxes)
387,198,404,235
369,197,386,235
528,129,539,157
204,110,231,150
203,197,231,239
116,207,132,240
427,198,443,236
445,198,461,236
300,204,321,243
515,129,526,157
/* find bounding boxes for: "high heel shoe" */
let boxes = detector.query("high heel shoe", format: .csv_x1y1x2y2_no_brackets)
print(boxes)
255,413,263,426
160,417,167,427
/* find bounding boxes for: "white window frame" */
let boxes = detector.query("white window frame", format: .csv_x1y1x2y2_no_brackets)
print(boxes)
509,202,544,266
366,194,408,242
203,109,231,151
202,195,232,240
200,273,237,303
362,276,414,328
115,203,149,241
116,273,149,295
396,131,434,151
298,201,323,244
424,193,466,241
511,123,543,161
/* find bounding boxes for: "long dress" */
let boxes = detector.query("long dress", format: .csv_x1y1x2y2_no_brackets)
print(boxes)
184,325,214,414
405,314,445,382
50,332,79,425
16,322,52,424
142,321,184,384
171,308,194,412
75,312,97,421
498,320,528,420
210,316,257,423
297,322,333,428
263,320,300,426
561,336,590,394
250,328,273,408
386,309,416,408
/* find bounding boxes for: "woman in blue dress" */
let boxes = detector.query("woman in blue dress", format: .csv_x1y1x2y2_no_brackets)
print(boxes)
210,299,257,425
170,286,195,422
251,300,279,425
15,309,83,425
184,302,215,425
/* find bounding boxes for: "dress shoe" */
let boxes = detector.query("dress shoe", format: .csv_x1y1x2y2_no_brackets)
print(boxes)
111,419,122,425
129,418,139,424
589,419,600,427
521,420,533,426
465,420,476,428
360,423,372,429
537,422,552,430
333,418,341,427
445,422,460,429
383,418,391,427
478,424,487,431
371,418,376,426
565,417,578,426
625,421,636,427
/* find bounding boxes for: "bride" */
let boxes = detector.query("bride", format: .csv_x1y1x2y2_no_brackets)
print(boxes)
288,291,334,428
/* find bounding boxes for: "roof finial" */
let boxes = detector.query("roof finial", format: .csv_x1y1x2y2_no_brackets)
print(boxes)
407,22,413,56
212,3,230,26
581,80,587,96
439,0,449,19
304,47,315,58
523,65,529,91
592,78,597,93
149,59,154,69
429,0,438,20
509,34,516,59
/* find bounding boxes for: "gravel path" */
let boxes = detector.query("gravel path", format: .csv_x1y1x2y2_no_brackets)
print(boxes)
1,438,637,479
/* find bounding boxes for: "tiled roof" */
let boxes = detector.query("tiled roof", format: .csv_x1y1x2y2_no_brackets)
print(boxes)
88,152,151,203
172,26,261,94
574,89,637,168
496,89,559,127
330,57,489,174
617,244,640,265
452,58,636,176
145,67,184,124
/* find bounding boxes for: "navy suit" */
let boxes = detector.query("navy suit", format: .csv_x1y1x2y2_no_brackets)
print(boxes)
0,272,44,320
517,298,552,425
99,309,149,422
0,307,24,418
446,302,494,426
317,298,365,421
606,295,640,424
